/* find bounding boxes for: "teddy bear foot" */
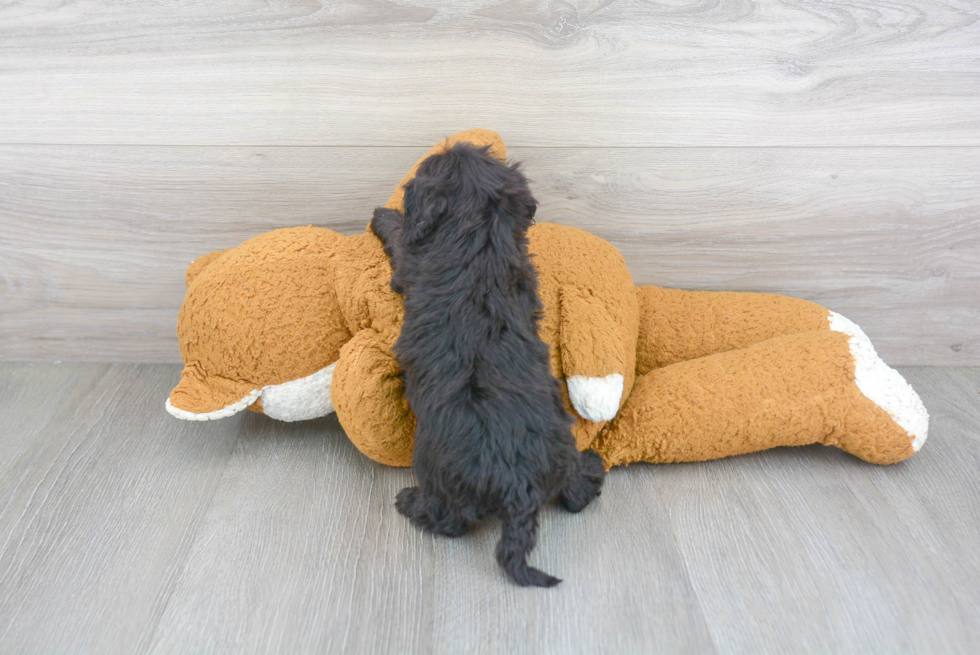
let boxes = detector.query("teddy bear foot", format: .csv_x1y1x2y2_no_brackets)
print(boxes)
826,312,929,463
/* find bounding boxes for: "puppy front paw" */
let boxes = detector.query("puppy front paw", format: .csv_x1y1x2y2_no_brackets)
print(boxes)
395,486,421,518
567,374,624,422
370,207,404,261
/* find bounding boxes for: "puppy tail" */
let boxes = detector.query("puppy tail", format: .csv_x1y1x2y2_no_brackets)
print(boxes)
495,503,561,588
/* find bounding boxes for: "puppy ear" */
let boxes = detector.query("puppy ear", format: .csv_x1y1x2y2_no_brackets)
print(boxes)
495,163,537,236
402,173,450,246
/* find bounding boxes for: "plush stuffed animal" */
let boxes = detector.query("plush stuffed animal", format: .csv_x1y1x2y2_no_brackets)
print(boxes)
167,130,928,468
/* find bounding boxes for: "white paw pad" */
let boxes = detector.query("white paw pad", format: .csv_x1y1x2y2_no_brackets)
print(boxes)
567,374,624,422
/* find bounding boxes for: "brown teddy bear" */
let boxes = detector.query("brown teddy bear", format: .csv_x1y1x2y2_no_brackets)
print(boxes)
167,130,928,468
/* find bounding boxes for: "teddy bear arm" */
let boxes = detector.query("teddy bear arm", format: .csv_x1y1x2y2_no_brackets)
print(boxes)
558,283,639,423
526,223,640,424
332,328,415,467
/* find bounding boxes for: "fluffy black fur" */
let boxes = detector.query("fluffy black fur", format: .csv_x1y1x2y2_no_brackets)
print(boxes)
370,144,605,587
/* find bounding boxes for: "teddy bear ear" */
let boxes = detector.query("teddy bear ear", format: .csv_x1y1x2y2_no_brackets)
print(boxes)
165,366,260,421
184,249,227,288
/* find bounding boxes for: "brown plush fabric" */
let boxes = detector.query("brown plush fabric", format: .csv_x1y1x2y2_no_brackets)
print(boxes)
170,227,349,414
332,328,415,467
530,223,638,381
332,232,405,336
594,329,915,466
528,222,639,449
185,250,226,287
168,128,922,469
636,286,831,374
328,230,414,465
169,365,257,417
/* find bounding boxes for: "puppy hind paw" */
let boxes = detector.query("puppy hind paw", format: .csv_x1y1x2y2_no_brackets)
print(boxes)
567,374,624,422
395,486,470,537
559,450,606,513
430,516,470,538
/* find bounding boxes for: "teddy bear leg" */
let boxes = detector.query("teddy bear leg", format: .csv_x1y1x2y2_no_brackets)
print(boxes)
332,328,415,467
636,285,833,372
593,328,927,467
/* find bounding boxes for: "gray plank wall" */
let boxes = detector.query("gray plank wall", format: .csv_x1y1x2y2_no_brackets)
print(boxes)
1,0,978,365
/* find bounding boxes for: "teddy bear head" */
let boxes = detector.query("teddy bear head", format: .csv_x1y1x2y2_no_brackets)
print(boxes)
166,129,512,421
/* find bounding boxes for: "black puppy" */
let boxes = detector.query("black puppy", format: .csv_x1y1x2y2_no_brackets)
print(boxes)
370,143,605,587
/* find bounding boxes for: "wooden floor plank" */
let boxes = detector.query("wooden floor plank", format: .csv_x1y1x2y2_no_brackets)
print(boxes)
145,409,715,655
145,412,433,655
652,449,954,652
858,368,980,645
0,363,240,655
0,362,101,480
1,0,977,146
427,467,718,655
2,145,976,365
2,364,978,653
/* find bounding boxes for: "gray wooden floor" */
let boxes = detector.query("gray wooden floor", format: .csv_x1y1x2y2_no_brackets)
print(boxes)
0,362,977,654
